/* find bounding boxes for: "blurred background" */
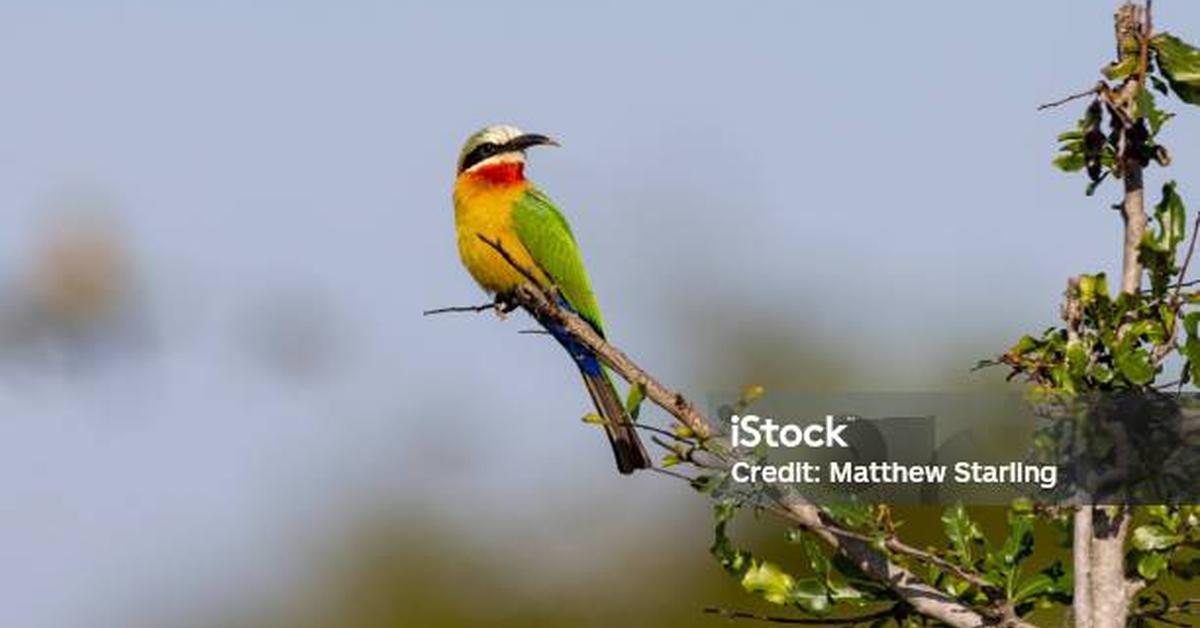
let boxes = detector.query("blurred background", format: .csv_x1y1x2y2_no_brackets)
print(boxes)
1,2,1198,627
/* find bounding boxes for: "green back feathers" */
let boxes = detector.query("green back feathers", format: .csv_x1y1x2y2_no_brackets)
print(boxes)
511,187,606,336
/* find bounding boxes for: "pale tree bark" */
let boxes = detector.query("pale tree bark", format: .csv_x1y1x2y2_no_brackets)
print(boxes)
1076,5,1152,628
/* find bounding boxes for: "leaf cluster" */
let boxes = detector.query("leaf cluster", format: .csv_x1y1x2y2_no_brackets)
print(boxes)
1053,32,1200,195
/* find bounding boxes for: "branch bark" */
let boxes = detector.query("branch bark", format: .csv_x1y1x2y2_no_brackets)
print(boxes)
506,281,1031,628
1062,279,1096,628
1075,6,1153,627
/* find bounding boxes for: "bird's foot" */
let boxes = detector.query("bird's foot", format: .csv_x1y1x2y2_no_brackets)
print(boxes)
493,294,518,320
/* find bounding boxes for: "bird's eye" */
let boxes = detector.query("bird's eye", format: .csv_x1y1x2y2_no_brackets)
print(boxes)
461,142,502,172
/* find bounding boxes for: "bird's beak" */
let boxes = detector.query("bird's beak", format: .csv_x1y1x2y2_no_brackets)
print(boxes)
506,133,560,151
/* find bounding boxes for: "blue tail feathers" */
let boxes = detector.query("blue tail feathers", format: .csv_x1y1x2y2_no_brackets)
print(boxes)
535,295,650,474
543,295,604,376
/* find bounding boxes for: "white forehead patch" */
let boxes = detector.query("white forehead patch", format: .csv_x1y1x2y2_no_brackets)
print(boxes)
475,124,524,146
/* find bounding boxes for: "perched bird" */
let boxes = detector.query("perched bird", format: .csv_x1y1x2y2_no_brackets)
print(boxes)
452,124,651,474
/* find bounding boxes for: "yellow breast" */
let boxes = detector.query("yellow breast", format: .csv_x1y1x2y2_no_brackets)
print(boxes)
453,175,545,295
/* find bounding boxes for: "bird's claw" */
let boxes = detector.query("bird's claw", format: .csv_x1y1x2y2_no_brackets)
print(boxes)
494,295,518,320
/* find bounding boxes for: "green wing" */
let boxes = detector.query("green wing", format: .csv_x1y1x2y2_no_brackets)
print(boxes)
511,187,606,336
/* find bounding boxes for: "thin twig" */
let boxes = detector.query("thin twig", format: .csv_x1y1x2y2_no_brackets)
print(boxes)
1143,278,1200,295
1038,83,1103,110
1173,212,1200,299
650,466,696,483
885,538,1004,599
821,526,1002,599
1131,593,1198,627
423,302,498,316
633,421,693,444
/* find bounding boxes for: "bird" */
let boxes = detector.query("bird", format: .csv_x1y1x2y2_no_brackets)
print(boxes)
452,124,651,474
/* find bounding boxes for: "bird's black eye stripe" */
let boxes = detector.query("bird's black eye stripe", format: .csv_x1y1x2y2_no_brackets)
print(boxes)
460,141,502,172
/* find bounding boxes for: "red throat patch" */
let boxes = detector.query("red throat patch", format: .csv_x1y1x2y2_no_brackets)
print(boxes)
468,162,526,186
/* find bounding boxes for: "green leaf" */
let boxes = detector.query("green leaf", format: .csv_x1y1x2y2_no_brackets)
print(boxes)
1184,312,1200,338
1137,552,1168,580
1078,273,1110,305
1151,74,1171,96
999,508,1035,568
1104,55,1138,81
739,384,765,407
1114,345,1155,385
1139,182,1187,298
821,498,874,530
1013,571,1066,603
1183,313,1200,383
1132,524,1183,551
1152,33,1200,105
1085,174,1110,197
1133,88,1175,137
1066,341,1088,380
1053,151,1085,173
1053,101,1105,184
789,578,831,613
1009,335,1039,356
1012,562,1071,615
624,382,646,419
691,473,724,494
711,503,835,613
942,504,983,567
802,534,832,582
1145,181,1186,253
741,560,798,605
830,554,890,598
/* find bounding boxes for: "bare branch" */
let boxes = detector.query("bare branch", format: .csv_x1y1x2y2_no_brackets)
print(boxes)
422,302,499,316
1173,212,1200,298
1038,83,1104,111
649,466,697,483
633,421,694,444
883,537,1004,599
1083,6,1155,628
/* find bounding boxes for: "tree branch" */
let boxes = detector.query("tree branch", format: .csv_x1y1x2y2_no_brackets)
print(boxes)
509,281,715,441
1085,6,1154,627
1038,83,1104,111
495,278,1028,628
1172,212,1200,299
423,302,499,316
